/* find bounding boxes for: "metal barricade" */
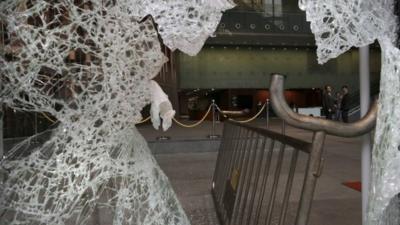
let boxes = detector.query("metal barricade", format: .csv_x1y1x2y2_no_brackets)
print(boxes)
211,74,377,225
211,120,323,225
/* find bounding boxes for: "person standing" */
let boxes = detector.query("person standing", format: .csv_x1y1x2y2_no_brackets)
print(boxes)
341,85,350,123
334,92,342,121
322,85,335,119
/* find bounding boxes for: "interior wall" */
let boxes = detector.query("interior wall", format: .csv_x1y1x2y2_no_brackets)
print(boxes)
178,46,381,93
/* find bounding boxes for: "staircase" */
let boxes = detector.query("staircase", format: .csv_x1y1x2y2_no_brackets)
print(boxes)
348,79,380,122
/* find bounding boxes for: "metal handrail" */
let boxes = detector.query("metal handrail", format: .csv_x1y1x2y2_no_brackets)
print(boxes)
270,73,377,137
227,119,312,153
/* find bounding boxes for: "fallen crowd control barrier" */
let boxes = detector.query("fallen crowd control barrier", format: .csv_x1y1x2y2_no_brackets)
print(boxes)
211,74,377,225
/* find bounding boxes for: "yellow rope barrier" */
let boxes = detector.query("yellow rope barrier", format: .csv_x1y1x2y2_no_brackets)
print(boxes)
172,104,212,128
227,103,266,123
39,102,265,129
136,116,151,124
40,112,57,124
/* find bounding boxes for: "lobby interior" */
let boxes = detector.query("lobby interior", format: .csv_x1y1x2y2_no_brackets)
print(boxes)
0,1,387,225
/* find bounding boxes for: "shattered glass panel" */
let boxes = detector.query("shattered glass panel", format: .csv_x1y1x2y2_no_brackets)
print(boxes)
0,0,234,224
300,0,400,224
299,0,397,64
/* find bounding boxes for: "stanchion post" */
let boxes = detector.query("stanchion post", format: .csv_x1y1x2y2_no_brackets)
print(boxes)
212,100,215,136
0,51,3,160
33,112,38,144
216,108,220,123
156,117,171,141
156,120,171,140
266,99,270,129
0,104,3,161
208,99,220,139
35,113,38,135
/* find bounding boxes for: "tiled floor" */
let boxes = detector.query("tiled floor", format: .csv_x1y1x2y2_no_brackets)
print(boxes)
155,152,220,225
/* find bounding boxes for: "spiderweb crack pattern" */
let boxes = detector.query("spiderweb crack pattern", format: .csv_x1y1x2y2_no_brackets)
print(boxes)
300,0,400,224
0,0,234,224
300,0,397,64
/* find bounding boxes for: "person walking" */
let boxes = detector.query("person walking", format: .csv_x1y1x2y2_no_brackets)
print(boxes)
341,85,350,123
322,85,335,120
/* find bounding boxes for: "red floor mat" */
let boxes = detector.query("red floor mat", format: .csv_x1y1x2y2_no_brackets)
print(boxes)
342,181,362,192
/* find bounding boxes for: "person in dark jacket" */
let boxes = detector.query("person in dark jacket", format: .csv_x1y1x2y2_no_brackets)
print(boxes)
341,85,350,122
334,92,342,121
322,85,335,119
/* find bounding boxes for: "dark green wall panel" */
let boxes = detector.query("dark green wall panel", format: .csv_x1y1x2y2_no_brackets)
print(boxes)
178,46,381,91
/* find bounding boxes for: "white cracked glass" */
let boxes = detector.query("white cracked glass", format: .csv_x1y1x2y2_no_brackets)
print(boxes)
0,1,234,224
299,0,400,224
